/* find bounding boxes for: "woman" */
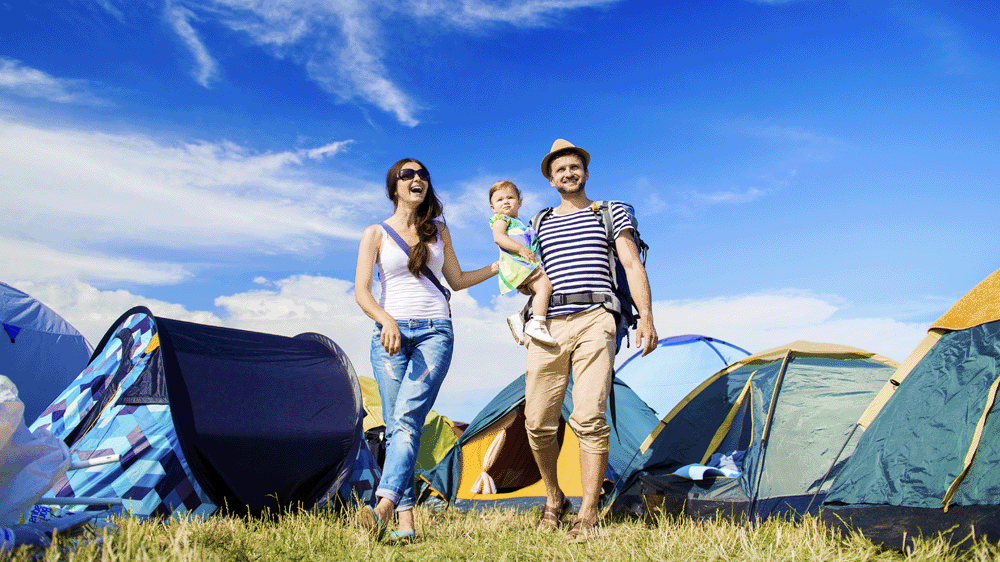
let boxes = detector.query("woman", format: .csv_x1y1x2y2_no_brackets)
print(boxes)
354,158,497,542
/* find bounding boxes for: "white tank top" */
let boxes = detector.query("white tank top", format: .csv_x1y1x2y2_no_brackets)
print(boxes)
377,225,451,320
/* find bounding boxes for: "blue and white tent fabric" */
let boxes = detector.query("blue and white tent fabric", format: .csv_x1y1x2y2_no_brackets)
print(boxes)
1,282,92,425
30,307,378,518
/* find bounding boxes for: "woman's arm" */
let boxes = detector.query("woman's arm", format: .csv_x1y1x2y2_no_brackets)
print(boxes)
492,218,537,263
441,223,499,291
355,224,401,355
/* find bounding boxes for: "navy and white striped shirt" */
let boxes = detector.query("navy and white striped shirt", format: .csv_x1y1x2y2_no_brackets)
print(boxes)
536,202,633,318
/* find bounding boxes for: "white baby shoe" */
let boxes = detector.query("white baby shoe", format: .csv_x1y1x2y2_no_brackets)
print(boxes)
507,312,526,345
524,318,557,346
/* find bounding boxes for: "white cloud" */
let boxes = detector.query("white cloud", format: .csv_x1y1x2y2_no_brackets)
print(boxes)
155,0,621,125
649,290,927,364
165,2,220,88
685,187,767,205
0,236,190,286
431,0,621,28
0,58,106,105
9,280,223,348
0,115,376,277
9,276,931,423
746,124,844,146
892,3,979,76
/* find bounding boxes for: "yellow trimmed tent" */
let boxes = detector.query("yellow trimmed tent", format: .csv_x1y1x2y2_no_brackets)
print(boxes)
418,374,660,510
615,341,898,520
822,269,1000,547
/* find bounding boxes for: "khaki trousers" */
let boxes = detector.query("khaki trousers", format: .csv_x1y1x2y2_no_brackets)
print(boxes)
524,307,616,455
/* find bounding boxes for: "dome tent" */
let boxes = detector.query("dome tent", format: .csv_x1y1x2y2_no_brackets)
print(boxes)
418,374,660,511
822,268,1000,547
1,281,92,425
615,342,898,521
615,334,750,417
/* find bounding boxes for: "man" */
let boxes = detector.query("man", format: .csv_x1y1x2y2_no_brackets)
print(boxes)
525,139,657,543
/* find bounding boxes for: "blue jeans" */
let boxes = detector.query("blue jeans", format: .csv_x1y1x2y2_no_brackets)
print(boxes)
370,319,453,510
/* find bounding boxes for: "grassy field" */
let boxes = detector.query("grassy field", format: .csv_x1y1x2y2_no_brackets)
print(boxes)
5,506,1000,562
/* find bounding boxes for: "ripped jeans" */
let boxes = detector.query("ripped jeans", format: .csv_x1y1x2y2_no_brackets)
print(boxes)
370,319,453,510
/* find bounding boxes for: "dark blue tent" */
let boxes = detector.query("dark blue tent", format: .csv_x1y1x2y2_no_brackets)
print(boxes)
1,282,92,425
31,307,378,517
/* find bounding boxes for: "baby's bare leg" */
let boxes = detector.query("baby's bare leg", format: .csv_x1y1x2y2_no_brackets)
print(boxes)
526,269,553,319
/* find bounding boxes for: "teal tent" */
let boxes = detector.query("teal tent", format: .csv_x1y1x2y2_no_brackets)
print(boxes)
822,269,1000,547
1,282,92,425
615,341,898,520
418,374,660,511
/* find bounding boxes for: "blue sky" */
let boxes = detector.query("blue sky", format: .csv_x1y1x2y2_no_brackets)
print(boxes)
2,0,997,422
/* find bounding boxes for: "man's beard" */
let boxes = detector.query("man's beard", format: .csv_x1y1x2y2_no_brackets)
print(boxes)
555,178,586,195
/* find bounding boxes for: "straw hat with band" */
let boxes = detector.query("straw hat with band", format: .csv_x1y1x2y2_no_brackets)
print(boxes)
540,139,591,179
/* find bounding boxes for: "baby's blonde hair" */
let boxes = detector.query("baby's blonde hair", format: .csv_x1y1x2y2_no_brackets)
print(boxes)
488,180,521,203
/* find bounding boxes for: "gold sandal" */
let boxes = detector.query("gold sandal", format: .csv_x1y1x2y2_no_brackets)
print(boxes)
537,495,572,532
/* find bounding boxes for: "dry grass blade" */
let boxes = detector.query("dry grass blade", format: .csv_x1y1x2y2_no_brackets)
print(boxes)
3,507,999,562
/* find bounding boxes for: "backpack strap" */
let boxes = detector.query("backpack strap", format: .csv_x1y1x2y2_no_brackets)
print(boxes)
529,207,554,262
591,200,619,289
592,201,647,264
380,222,452,302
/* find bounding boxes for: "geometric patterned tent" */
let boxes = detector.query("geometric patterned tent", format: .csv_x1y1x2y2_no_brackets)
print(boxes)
30,306,378,518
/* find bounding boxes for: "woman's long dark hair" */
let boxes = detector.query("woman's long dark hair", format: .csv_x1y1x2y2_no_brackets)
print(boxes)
386,158,444,276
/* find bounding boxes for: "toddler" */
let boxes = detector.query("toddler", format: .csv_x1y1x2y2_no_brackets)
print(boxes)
488,180,555,346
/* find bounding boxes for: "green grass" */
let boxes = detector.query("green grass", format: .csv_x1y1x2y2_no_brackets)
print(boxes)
5,506,1000,562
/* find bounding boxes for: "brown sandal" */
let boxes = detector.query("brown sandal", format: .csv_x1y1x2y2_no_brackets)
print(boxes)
565,518,599,543
537,495,572,532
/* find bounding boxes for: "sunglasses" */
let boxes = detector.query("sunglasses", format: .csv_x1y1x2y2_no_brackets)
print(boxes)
398,168,430,181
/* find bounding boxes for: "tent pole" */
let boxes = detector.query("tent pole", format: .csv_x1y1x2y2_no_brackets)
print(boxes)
68,454,120,471
747,350,792,523
41,497,123,506
804,423,858,515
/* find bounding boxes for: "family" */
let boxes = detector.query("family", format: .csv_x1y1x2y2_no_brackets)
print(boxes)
353,139,659,544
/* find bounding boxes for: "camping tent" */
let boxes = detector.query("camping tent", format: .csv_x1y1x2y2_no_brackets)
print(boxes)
356,376,460,473
29,306,379,518
0,375,70,527
615,342,898,521
615,334,750,418
418,374,660,510
1,282,92,425
822,268,1000,546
